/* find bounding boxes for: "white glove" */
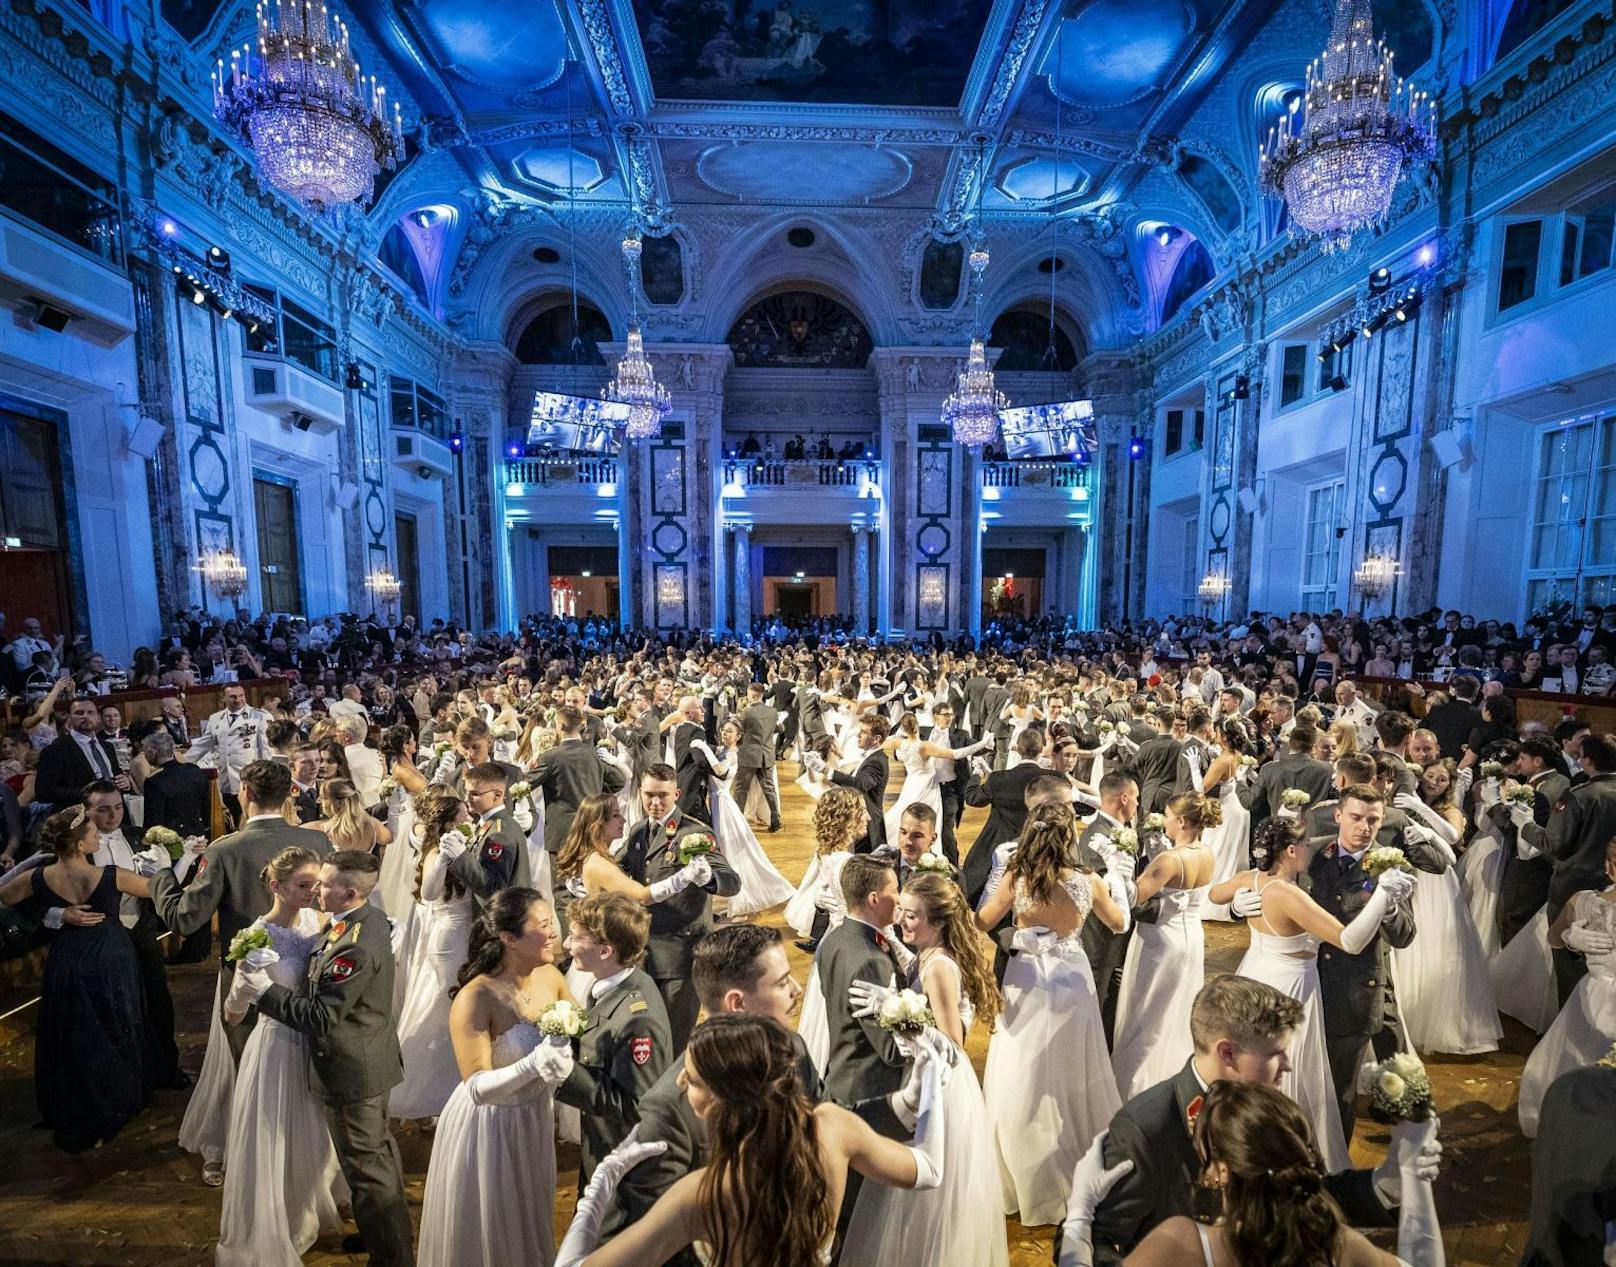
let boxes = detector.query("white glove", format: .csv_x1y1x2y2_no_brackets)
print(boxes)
802,752,825,774
1515,834,1542,861
1377,867,1417,907
1276,805,1299,821
565,875,589,900
680,855,713,888
554,1128,671,1267
1564,921,1616,956
132,847,165,878
647,863,700,904
1393,792,1426,815
847,973,899,1021
1056,1130,1136,1267
902,1056,947,1191
969,755,992,782
1508,801,1535,829
1374,1114,1443,1205
1339,877,1402,955
512,801,535,832
884,926,917,974
1103,870,1133,932
1230,886,1264,920
979,842,1017,907
437,827,470,862
467,1034,574,1105
233,966,273,1004
1392,1116,1446,1267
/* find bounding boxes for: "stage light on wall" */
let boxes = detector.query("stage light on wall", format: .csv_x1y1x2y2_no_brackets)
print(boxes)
1368,265,1391,294
1416,242,1437,266
507,442,524,459
448,431,465,454
159,217,179,237
1128,436,1147,459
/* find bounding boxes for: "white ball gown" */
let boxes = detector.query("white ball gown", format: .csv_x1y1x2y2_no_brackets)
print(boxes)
883,738,944,845
378,790,422,1017
694,742,795,917
1458,809,1507,962
1391,866,1503,1053
1200,780,1250,921
792,851,851,1077
176,973,235,1171
841,958,1009,1266
216,920,348,1267
1111,879,1204,1099
1518,889,1616,1137
418,1021,558,1266
1233,901,1350,1172
391,879,475,1120
1490,904,1558,1034
983,875,1120,1226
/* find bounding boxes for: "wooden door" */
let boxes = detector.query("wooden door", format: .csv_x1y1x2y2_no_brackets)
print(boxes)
394,512,420,622
253,478,303,614
0,408,72,639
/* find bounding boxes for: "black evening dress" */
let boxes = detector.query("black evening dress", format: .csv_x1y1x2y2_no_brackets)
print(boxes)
31,865,149,1150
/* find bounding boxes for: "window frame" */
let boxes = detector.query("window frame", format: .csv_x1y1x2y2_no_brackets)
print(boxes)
1277,343,1311,411
1495,216,1545,315
1299,479,1346,608
1525,411,1616,615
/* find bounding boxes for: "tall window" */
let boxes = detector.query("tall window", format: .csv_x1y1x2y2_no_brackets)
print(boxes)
1301,481,1345,605
389,377,449,439
244,285,339,381
1526,414,1616,611
1497,220,1543,311
1181,515,1200,613
1560,197,1616,286
1279,344,1310,407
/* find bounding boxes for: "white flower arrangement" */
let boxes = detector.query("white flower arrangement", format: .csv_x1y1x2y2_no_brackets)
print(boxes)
914,849,953,875
1368,1051,1434,1122
144,826,185,859
1362,846,1414,879
507,780,533,803
1478,760,1504,780
875,988,935,1036
1240,754,1259,768
1280,788,1312,810
375,776,398,800
1598,1041,1616,1071
1503,784,1536,806
537,999,587,1038
1142,813,1166,832
1109,826,1140,856
1117,722,1132,737
1095,720,1115,734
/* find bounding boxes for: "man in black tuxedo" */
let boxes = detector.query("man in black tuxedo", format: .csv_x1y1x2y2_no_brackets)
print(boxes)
1078,772,1142,1040
1492,735,1571,948
660,694,714,821
617,765,741,1050
1544,733,1616,1004
35,697,131,808
1240,723,1332,832
962,660,991,742
926,701,969,863
731,683,781,832
1064,974,1405,1266
875,802,951,891
769,673,798,759
1420,674,1482,760
459,762,533,903
979,672,1013,768
530,705,625,854
1125,710,1182,816
960,728,1048,904
1171,709,1215,795
1309,785,1417,1141
140,731,212,838
813,715,891,854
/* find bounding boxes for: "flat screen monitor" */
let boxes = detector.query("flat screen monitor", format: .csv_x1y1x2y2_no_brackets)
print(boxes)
526,391,629,455
996,398,1096,461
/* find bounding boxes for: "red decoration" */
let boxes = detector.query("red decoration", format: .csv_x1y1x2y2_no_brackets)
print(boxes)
330,956,356,980
630,1036,654,1066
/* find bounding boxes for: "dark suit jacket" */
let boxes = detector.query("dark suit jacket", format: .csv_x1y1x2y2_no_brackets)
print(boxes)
1520,1064,1616,1267
35,733,122,807
816,918,908,1118
531,739,625,853
1422,699,1482,762
1545,772,1616,918
1172,736,1213,795
1128,734,1183,816
736,702,778,769
619,812,741,980
141,760,212,839
1080,1059,1391,1265
829,748,890,852
1309,839,1417,1039
1240,751,1334,829
960,761,1046,903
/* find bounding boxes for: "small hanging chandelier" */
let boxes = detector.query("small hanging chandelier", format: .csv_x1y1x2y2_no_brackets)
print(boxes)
1353,552,1401,601
1197,571,1232,608
213,0,405,211
195,548,250,599
1260,0,1435,251
944,139,1005,448
605,228,671,441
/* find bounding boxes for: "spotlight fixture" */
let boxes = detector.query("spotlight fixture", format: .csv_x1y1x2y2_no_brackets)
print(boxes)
1367,265,1391,295
206,244,232,273
1128,436,1147,460
1327,372,1349,393
1365,311,1391,336
1416,242,1437,266
24,297,74,333
159,218,180,237
190,288,206,305
1232,374,1250,401
507,442,524,459
1156,227,1173,248
448,431,465,454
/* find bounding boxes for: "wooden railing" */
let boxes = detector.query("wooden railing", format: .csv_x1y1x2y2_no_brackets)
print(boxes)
3,677,287,731
1348,674,1616,732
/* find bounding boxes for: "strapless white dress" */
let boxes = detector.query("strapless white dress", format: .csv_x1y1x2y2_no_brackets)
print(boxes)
1519,890,1616,1137
391,891,475,1120
1112,880,1205,1099
418,1021,558,1265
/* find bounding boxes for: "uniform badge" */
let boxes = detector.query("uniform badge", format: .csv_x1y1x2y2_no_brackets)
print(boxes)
629,1000,649,1014
630,1035,654,1066
486,842,504,861
1185,1093,1204,1135
329,955,357,980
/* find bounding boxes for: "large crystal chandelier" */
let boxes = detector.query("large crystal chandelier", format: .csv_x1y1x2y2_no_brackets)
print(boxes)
605,229,672,441
943,148,1007,448
213,0,404,210
1260,0,1435,251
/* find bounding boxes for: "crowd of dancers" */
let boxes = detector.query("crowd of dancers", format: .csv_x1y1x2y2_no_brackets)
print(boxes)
2,604,1614,1267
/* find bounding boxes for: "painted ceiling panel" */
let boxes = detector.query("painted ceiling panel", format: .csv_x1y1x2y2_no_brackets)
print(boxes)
1040,0,1199,109
629,0,993,106
658,138,948,207
411,0,569,91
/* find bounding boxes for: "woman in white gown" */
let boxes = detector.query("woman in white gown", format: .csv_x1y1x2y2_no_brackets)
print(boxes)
879,713,988,845
1520,851,1616,1136
1199,721,1254,921
976,801,1127,1226
391,785,479,1121
1000,685,1045,770
374,724,428,924
791,788,867,1074
687,720,796,917
418,887,575,1266
1392,762,1502,1053
843,873,1009,1266
1210,816,1415,1173
216,847,346,1267
1111,792,1216,1099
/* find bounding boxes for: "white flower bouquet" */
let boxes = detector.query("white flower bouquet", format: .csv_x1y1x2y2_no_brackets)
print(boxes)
1117,722,1132,737
226,925,272,963
1280,788,1312,810
375,776,398,800
914,849,953,875
1142,813,1166,833
875,988,935,1037
675,831,717,865
1503,784,1536,806
144,826,185,860
537,999,587,1038
1478,760,1504,780
1109,826,1140,856
1362,846,1414,879
1597,1041,1616,1071
1368,1051,1434,1122
1095,720,1115,734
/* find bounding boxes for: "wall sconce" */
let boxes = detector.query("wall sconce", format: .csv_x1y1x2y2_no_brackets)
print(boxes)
194,548,249,599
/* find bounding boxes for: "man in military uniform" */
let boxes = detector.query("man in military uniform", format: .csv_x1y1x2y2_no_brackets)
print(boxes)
1545,732,1616,1004
148,759,330,1062
557,892,672,1184
238,851,412,1267
457,760,531,902
1493,735,1571,948
617,764,741,1050
183,682,271,823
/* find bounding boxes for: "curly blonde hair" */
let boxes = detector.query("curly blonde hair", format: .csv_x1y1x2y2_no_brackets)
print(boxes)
812,786,865,857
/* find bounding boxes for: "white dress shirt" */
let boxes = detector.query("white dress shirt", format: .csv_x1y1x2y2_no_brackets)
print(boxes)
93,828,142,927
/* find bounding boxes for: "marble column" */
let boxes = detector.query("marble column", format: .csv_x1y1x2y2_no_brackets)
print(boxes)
851,524,869,634
733,523,752,636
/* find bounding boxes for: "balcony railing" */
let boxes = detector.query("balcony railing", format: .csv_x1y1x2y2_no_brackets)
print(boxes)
506,457,619,488
723,459,880,489
981,461,1088,489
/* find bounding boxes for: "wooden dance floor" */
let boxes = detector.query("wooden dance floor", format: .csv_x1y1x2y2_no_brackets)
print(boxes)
0,762,1537,1266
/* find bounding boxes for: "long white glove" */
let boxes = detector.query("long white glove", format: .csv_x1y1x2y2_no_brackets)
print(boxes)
554,1128,671,1267
511,800,535,833
950,736,993,759
1401,820,1456,867
1373,1114,1443,1206
1339,870,1414,955
1056,1130,1136,1267
902,1055,947,1191
847,973,899,1021
1230,886,1264,920
1564,921,1616,956
884,925,917,974
1102,870,1133,932
888,1028,951,1129
1394,793,1460,846
1392,1117,1446,1267
224,946,280,1020
647,856,710,903
1185,747,1205,794
421,828,469,901
466,1035,574,1106
979,842,1016,908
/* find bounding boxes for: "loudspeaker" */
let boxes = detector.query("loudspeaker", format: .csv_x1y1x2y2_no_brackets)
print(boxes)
1327,373,1349,393
126,415,166,459
1430,430,1468,469
25,297,74,333
1237,487,1260,514
334,482,360,510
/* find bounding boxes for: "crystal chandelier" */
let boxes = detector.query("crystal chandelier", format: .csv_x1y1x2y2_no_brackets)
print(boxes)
366,567,402,606
213,0,404,210
195,548,249,599
1260,0,1435,251
943,140,1005,447
1353,552,1401,600
605,228,672,441
1197,571,1232,608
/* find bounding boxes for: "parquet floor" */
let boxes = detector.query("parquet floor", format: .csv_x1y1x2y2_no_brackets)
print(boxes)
0,761,1535,1265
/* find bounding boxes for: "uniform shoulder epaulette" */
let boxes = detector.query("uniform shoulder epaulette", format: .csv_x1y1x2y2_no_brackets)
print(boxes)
629,999,649,1014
